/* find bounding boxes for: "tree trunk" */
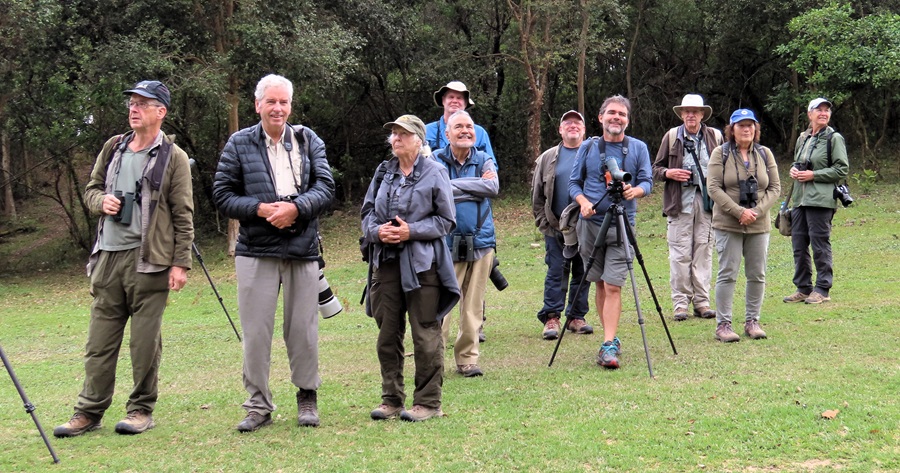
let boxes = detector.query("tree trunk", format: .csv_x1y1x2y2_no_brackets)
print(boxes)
577,0,590,116
625,0,646,99
786,70,800,160
2,128,16,218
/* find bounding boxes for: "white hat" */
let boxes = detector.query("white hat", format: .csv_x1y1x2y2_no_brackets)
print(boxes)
673,94,713,122
807,98,832,111
433,81,475,108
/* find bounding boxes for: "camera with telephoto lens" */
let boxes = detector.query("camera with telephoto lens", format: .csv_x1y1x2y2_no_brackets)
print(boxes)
739,175,759,208
317,269,343,319
112,190,136,225
451,234,475,262
489,256,508,291
833,183,853,207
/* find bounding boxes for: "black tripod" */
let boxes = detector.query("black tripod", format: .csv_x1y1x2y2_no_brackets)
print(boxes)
192,242,242,342
549,179,677,378
1,344,59,463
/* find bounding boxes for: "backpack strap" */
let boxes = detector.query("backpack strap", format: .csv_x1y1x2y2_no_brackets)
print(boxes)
146,138,173,192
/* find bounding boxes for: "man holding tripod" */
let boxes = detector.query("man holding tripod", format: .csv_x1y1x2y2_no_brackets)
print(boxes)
569,95,653,369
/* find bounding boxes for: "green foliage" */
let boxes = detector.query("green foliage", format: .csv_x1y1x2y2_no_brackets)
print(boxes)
850,169,878,194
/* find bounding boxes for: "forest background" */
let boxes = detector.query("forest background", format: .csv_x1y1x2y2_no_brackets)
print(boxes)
0,0,899,255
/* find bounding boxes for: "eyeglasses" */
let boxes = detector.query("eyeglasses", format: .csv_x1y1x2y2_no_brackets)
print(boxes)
124,100,161,110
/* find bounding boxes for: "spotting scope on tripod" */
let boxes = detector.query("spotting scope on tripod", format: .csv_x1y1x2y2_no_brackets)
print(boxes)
549,156,677,378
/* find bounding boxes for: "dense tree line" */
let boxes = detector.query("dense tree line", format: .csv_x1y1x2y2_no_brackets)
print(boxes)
0,0,898,249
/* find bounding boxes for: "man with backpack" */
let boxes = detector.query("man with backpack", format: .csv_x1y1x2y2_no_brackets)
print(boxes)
652,94,723,322
54,80,194,437
213,74,335,432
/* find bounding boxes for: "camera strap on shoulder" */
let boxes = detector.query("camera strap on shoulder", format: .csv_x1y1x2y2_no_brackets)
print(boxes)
105,131,172,193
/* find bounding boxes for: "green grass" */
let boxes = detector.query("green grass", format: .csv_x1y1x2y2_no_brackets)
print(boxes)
1,186,898,472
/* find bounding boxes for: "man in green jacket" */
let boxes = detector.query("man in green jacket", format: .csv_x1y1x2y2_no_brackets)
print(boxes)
54,80,194,437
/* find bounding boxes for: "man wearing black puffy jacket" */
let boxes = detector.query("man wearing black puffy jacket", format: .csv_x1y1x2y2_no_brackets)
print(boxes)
213,74,335,433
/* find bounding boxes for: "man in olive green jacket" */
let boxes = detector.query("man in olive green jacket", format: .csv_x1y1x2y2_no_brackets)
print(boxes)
55,80,194,438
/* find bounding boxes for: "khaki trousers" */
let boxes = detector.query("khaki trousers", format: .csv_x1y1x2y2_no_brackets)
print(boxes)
442,249,493,366
666,194,714,310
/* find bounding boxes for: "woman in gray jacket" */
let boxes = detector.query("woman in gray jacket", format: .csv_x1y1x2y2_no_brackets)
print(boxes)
707,109,780,343
360,115,459,423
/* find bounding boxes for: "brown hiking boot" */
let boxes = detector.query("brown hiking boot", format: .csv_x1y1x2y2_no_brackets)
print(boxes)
714,322,740,343
53,412,101,438
456,364,483,377
370,403,403,420
236,411,272,432
693,306,716,319
673,308,689,322
783,291,809,303
744,320,767,339
114,409,155,435
567,318,594,334
400,405,443,422
297,389,320,427
804,292,831,304
542,317,561,340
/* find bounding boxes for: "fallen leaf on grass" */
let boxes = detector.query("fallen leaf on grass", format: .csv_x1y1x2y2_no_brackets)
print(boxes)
821,409,839,419
199,404,210,410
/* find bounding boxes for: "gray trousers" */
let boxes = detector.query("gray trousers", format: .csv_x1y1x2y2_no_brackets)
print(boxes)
236,256,320,415
76,248,170,418
790,206,835,296
714,230,769,324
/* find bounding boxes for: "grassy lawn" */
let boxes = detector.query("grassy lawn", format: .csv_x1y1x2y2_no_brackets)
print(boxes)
1,184,898,472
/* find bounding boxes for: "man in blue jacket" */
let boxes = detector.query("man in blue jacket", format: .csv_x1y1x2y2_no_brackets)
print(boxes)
569,95,653,370
433,111,499,377
426,81,496,163
213,74,335,432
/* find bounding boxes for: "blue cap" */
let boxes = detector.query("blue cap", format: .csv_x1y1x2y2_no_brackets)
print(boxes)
729,109,758,124
123,80,171,108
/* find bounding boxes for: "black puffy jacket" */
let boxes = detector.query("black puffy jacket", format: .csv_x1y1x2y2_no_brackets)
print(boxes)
213,123,334,260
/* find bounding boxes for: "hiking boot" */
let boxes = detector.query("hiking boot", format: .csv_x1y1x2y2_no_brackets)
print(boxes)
53,412,101,438
114,409,155,435
567,318,594,334
456,364,483,377
400,405,443,422
297,389,320,427
744,320,767,339
715,322,740,342
370,403,403,420
236,411,272,432
596,341,620,369
783,291,809,303
542,317,561,340
805,292,831,304
693,306,716,319
673,308,689,322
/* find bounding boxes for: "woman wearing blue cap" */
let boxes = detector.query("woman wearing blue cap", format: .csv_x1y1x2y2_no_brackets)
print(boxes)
706,109,781,342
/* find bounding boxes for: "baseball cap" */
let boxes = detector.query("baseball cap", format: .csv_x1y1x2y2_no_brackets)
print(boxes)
123,80,171,108
383,115,426,142
560,110,585,125
729,109,758,124
807,98,832,111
